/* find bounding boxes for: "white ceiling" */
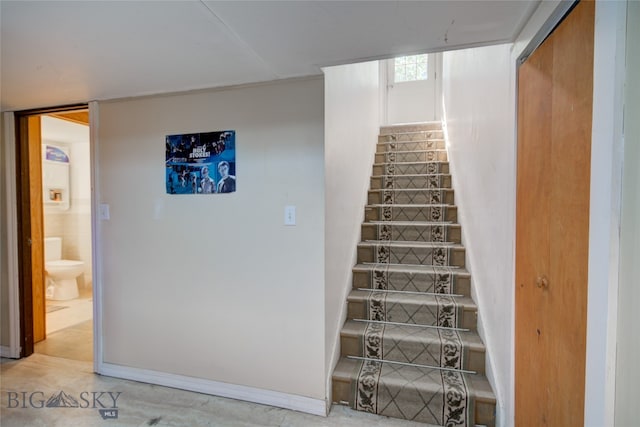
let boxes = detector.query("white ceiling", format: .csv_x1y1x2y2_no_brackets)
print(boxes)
1,0,540,112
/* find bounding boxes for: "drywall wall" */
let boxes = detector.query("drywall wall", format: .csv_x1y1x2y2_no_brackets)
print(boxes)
614,1,639,424
442,43,515,426
323,61,380,399
97,78,326,402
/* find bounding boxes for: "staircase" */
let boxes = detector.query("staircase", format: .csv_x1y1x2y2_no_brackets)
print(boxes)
332,123,496,427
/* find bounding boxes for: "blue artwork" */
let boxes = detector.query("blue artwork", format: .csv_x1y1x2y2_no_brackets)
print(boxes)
165,130,236,195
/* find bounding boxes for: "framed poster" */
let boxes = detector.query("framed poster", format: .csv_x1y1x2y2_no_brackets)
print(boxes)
165,130,236,194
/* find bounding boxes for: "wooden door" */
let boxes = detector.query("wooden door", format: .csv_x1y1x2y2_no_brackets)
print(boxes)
515,1,594,425
16,114,46,353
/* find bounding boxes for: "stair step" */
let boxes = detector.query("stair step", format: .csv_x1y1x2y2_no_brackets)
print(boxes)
375,150,448,164
357,240,465,267
376,139,446,153
340,319,486,373
362,222,461,243
352,263,471,297
368,188,454,205
373,161,450,177
370,174,451,190
380,122,442,134
365,204,457,223
378,129,444,142
332,357,496,427
347,289,477,330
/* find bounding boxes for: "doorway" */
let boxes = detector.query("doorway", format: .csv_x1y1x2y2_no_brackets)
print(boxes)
15,106,93,362
383,53,442,124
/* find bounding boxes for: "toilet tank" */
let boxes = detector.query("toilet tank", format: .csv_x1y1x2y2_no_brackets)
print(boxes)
44,237,62,262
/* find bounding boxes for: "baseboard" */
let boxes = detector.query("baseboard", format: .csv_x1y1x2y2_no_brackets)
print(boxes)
0,345,20,359
98,362,327,417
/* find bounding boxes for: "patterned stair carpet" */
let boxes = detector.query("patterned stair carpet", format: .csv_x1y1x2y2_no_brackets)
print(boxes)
332,123,496,427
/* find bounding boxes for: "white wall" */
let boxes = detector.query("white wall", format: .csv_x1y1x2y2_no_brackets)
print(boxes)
96,78,326,406
614,1,639,425
323,61,380,401
442,43,515,427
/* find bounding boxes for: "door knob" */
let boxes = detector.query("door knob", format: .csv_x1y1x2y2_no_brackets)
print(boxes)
536,276,549,289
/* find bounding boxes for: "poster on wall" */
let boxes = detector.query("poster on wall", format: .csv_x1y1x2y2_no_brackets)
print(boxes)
165,130,236,194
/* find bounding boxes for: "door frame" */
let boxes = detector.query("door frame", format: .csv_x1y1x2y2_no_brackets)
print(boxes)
6,103,95,359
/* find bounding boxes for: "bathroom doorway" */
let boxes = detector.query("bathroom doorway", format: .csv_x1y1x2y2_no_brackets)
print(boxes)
14,105,94,362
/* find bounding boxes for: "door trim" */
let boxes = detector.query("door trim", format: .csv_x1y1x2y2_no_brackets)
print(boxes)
8,103,93,359
2,112,21,358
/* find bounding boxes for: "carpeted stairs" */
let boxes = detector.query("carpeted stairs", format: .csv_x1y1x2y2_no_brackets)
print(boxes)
332,123,496,427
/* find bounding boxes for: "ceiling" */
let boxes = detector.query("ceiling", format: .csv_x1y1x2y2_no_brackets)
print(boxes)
1,0,540,112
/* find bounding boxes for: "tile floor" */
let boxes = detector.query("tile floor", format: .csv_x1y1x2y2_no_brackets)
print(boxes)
0,354,429,427
45,287,93,334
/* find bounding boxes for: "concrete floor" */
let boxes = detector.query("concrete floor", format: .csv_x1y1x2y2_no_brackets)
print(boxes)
0,353,430,427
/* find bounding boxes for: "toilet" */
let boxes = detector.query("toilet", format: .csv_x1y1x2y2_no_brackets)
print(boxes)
44,237,84,300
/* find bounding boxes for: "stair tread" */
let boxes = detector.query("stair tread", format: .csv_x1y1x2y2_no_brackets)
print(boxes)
365,203,457,209
358,240,464,249
373,161,449,166
353,263,470,276
348,289,475,308
372,173,450,177
341,319,484,350
376,148,447,155
366,220,459,226
369,187,453,191
334,357,494,400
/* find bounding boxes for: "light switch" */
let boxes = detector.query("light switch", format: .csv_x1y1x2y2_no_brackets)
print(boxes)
284,205,296,226
99,203,110,220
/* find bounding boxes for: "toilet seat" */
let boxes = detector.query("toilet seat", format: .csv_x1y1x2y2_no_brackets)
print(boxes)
46,260,84,269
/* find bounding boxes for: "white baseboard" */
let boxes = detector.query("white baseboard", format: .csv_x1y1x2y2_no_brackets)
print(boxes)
98,362,328,417
0,345,20,359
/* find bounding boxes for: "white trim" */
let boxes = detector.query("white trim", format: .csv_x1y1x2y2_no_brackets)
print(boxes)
88,101,102,373
585,2,627,426
98,362,328,417
3,111,21,359
0,345,19,359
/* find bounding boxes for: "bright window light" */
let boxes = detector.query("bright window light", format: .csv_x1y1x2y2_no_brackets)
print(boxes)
394,54,429,82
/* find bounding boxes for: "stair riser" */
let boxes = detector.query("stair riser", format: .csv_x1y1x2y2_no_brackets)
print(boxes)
347,299,477,330
333,362,496,426
372,162,450,176
357,245,465,267
340,334,485,374
362,223,461,243
353,269,471,297
376,140,445,153
375,150,448,164
368,189,454,205
332,379,496,427
365,205,457,223
370,175,451,190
